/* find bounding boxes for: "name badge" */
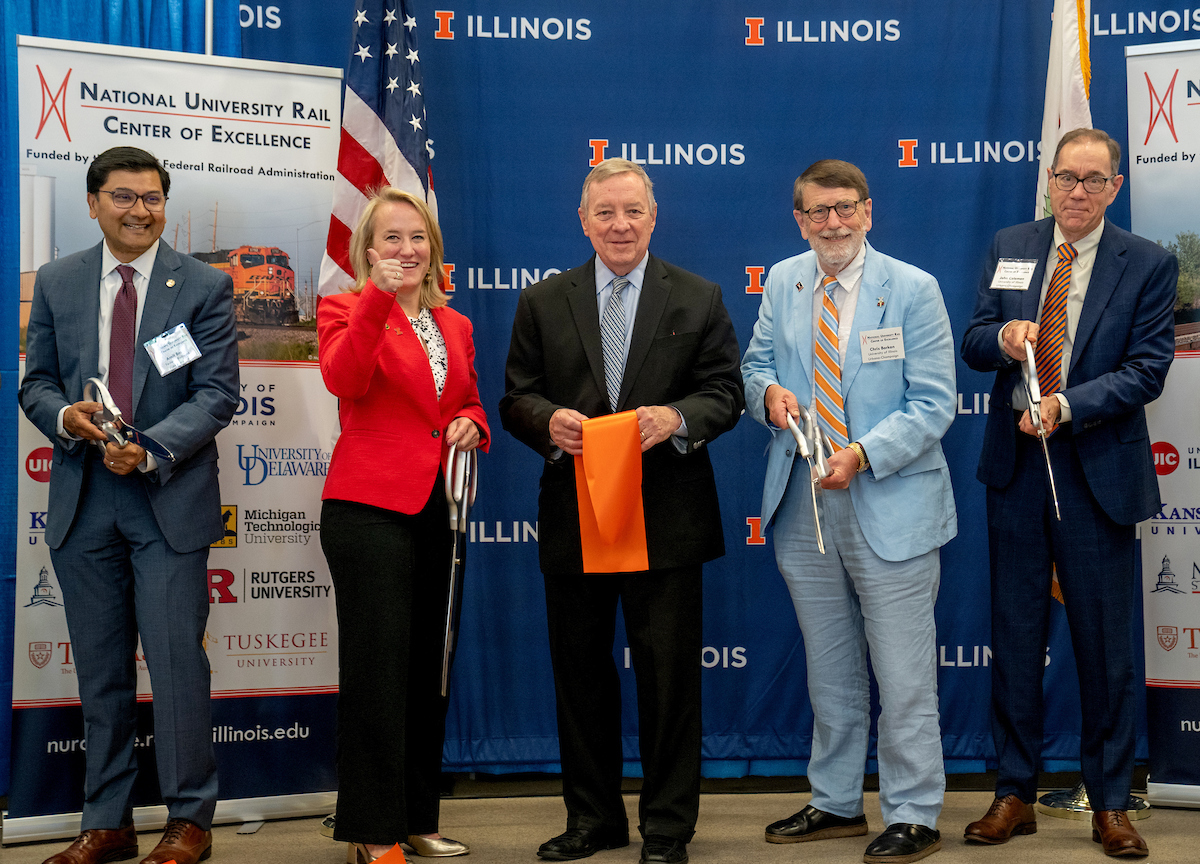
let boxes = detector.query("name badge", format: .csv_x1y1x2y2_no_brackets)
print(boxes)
144,323,202,376
989,258,1038,290
860,327,904,363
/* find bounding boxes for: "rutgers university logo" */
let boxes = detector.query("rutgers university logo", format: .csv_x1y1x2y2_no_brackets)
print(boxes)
1158,625,1178,651
35,65,72,141
29,641,53,669
1144,69,1179,145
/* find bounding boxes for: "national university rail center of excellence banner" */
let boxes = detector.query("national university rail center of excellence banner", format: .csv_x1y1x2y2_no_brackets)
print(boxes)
1128,37,1200,808
9,37,342,840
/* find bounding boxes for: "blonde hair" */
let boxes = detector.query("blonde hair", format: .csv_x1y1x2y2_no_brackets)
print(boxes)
347,187,448,308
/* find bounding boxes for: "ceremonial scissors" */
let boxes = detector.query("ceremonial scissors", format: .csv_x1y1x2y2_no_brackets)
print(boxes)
83,377,176,463
1022,342,1061,521
786,407,830,554
441,442,478,696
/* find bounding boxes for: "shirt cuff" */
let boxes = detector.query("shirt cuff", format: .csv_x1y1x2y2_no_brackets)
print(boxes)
670,408,688,454
56,405,80,441
1054,393,1072,423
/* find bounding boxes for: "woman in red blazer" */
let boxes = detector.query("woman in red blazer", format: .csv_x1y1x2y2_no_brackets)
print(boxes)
318,188,489,863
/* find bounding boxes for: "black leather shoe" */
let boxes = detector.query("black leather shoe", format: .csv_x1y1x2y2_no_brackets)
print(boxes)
639,836,687,864
863,824,940,864
765,805,868,843
537,827,629,861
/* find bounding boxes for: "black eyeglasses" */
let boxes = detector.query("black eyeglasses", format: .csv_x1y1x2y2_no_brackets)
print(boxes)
97,188,168,211
1052,172,1114,194
802,200,860,223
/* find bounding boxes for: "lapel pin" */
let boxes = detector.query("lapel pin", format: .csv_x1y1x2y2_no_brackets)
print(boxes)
796,281,805,292
166,279,176,287
876,297,885,307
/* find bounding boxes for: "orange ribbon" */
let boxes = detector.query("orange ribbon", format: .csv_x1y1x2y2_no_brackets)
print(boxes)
574,411,649,573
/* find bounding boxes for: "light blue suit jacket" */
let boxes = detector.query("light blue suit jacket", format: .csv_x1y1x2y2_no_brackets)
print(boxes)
741,242,957,562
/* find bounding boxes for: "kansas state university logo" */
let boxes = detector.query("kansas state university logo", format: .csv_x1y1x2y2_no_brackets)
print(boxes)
29,641,53,669
1158,625,1178,651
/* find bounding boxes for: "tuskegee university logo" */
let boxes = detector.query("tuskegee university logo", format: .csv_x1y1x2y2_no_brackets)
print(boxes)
1158,625,1179,651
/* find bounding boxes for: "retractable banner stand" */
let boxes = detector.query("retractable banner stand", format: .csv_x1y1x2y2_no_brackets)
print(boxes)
9,37,343,840
1127,38,1200,808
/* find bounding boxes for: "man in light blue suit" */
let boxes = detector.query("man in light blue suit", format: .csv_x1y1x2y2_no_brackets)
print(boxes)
742,160,956,864
20,147,239,864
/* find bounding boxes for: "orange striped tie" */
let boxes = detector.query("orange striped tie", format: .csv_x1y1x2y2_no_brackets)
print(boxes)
1034,243,1076,396
814,275,848,451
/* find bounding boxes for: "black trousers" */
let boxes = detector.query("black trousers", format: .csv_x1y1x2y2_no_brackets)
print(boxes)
322,491,452,844
543,564,703,842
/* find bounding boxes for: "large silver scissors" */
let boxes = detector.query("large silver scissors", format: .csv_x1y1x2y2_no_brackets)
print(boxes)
785,407,830,554
440,442,478,697
1022,342,1061,521
83,377,176,462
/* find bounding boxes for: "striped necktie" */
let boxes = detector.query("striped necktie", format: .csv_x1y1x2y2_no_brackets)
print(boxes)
109,264,138,419
814,275,848,451
600,276,630,412
1033,242,1076,397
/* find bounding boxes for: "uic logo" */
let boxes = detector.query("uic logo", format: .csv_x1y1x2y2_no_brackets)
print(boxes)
1153,441,1179,476
26,447,53,482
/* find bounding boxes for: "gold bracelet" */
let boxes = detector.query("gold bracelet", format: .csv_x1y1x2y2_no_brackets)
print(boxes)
848,441,869,473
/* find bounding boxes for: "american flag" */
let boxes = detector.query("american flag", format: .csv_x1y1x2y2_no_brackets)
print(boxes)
318,0,435,297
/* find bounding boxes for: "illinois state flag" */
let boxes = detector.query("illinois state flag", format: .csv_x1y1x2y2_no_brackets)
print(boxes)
319,0,436,296
1036,0,1092,219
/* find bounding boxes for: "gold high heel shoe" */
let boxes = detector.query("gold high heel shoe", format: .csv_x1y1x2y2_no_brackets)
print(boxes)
347,842,404,863
406,835,470,857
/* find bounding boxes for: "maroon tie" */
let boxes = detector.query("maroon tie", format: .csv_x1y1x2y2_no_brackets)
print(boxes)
109,264,137,419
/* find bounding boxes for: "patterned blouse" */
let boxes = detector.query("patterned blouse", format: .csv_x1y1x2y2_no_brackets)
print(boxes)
408,308,447,398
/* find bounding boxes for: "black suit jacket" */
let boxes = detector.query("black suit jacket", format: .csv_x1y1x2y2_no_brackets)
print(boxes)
500,254,744,574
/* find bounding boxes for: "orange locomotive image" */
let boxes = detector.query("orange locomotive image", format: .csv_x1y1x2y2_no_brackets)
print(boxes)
194,245,299,325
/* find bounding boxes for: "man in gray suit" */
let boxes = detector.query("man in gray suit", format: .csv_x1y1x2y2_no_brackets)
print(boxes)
20,147,239,864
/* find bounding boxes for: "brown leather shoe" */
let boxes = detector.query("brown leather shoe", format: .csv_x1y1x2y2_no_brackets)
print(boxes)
1091,810,1148,858
42,827,138,864
963,795,1037,844
139,819,212,864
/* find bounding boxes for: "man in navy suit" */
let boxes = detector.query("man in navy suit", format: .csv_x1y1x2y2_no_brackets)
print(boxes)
20,147,239,864
961,128,1177,858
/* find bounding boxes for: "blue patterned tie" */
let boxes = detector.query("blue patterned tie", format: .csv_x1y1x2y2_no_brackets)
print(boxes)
600,276,630,411
814,275,848,451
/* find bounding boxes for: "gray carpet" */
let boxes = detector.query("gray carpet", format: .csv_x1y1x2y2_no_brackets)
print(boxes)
3,791,1195,864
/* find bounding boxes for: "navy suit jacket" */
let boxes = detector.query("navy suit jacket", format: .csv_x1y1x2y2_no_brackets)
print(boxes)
960,217,1177,526
20,240,240,552
500,254,744,574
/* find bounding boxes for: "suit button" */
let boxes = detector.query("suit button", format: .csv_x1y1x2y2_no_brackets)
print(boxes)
432,430,440,438
786,450,792,457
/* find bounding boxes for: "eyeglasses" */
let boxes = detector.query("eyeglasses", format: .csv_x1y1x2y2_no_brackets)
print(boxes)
1052,172,1114,194
97,188,167,211
801,200,860,223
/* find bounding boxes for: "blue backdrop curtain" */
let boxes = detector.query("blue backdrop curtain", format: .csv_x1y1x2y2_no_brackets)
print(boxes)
0,0,242,798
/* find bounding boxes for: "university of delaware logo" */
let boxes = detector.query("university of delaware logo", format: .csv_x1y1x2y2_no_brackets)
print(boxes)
35,65,72,141
1158,625,1178,651
1143,69,1179,145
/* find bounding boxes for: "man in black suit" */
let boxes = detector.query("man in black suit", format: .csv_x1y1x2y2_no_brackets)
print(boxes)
20,147,239,864
961,128,1176,858
500,158,743,864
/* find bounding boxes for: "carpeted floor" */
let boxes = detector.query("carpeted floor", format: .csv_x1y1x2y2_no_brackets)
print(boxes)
3,789,1195,864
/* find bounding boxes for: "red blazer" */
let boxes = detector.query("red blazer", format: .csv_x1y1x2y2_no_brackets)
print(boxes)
318,280,490,514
